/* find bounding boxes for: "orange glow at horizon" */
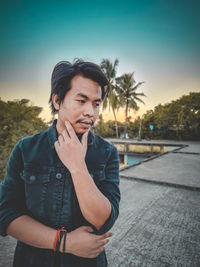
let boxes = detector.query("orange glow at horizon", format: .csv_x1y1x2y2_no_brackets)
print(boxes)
101,107,144,123
1,80,199,124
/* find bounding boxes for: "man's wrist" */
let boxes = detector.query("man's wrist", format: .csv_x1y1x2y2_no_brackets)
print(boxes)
69,161,87,175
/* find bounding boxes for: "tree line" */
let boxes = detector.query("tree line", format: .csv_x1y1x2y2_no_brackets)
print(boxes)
94,92,200,141
0,98,48,181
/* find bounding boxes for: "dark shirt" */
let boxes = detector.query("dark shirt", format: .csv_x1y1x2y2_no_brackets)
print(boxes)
0,120,120,267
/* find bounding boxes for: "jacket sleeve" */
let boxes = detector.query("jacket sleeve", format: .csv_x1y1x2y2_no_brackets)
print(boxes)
0,140,27,236
95,145,120,234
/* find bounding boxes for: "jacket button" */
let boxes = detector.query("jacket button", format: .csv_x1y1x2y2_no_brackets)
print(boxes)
29,175,36,182
56,173,62,179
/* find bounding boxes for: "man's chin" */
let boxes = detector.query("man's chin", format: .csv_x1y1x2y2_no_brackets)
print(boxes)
75,129,90,135
74,126,91,135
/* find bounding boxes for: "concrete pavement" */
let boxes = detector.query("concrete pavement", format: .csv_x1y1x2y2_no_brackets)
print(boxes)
107,178,200,267
119,140,200,190
106,140,200,266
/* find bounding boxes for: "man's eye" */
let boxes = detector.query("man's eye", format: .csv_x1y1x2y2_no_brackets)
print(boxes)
77,100,85,104
95,103,100,107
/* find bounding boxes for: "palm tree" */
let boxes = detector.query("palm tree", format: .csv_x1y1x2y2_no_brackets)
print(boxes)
116,73,146,138
100,59,120,138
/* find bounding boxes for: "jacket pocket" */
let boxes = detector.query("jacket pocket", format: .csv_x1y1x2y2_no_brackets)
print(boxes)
21,169,50,218
89,164,106,185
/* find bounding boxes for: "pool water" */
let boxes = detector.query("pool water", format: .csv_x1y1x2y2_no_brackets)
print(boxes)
125,154,147,165
119,145,181,168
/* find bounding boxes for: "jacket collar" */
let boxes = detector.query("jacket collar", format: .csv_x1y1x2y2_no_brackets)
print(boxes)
48,119,94,149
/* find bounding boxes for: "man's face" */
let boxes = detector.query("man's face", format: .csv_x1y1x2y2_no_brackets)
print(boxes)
54,75,102,134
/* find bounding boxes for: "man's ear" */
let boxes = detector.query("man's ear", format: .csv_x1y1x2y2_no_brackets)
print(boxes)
52,94,60,111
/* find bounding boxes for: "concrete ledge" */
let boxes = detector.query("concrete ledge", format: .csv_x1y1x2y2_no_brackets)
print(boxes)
173,151,200,155
120,174,200,191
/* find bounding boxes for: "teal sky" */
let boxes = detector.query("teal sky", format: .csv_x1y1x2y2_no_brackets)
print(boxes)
0,0,200,121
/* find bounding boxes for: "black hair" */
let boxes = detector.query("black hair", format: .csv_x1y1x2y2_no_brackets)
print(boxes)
49,59,108,114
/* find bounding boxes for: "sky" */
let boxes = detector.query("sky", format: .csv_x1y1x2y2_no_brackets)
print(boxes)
0,0,200,122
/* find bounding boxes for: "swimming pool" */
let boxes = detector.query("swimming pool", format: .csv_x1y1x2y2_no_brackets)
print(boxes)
118,145,182,168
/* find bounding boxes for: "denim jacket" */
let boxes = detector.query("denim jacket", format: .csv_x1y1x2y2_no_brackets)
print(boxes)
0,120,120,267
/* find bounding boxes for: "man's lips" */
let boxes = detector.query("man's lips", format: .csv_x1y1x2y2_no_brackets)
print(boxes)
77,120,94,126
77,120,94,128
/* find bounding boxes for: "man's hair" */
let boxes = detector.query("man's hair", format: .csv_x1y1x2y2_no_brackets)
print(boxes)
49,59,108,114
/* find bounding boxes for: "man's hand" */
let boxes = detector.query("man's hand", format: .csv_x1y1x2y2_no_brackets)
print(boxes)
54,121,88,172
63,226,113,258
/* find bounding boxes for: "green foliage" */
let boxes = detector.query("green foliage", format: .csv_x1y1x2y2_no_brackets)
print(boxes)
127,92,200,140
94,92,200,141
93,115,115,137
100,59,121,138
94,114,124,138
100,58,120,112
115,73,146,137
0,99,48,181
127,118,140,139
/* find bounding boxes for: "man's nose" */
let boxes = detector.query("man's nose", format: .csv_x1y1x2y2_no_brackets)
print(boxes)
83,103,95,117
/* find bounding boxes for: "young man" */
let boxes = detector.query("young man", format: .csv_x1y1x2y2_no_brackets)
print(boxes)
0,60,120,267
